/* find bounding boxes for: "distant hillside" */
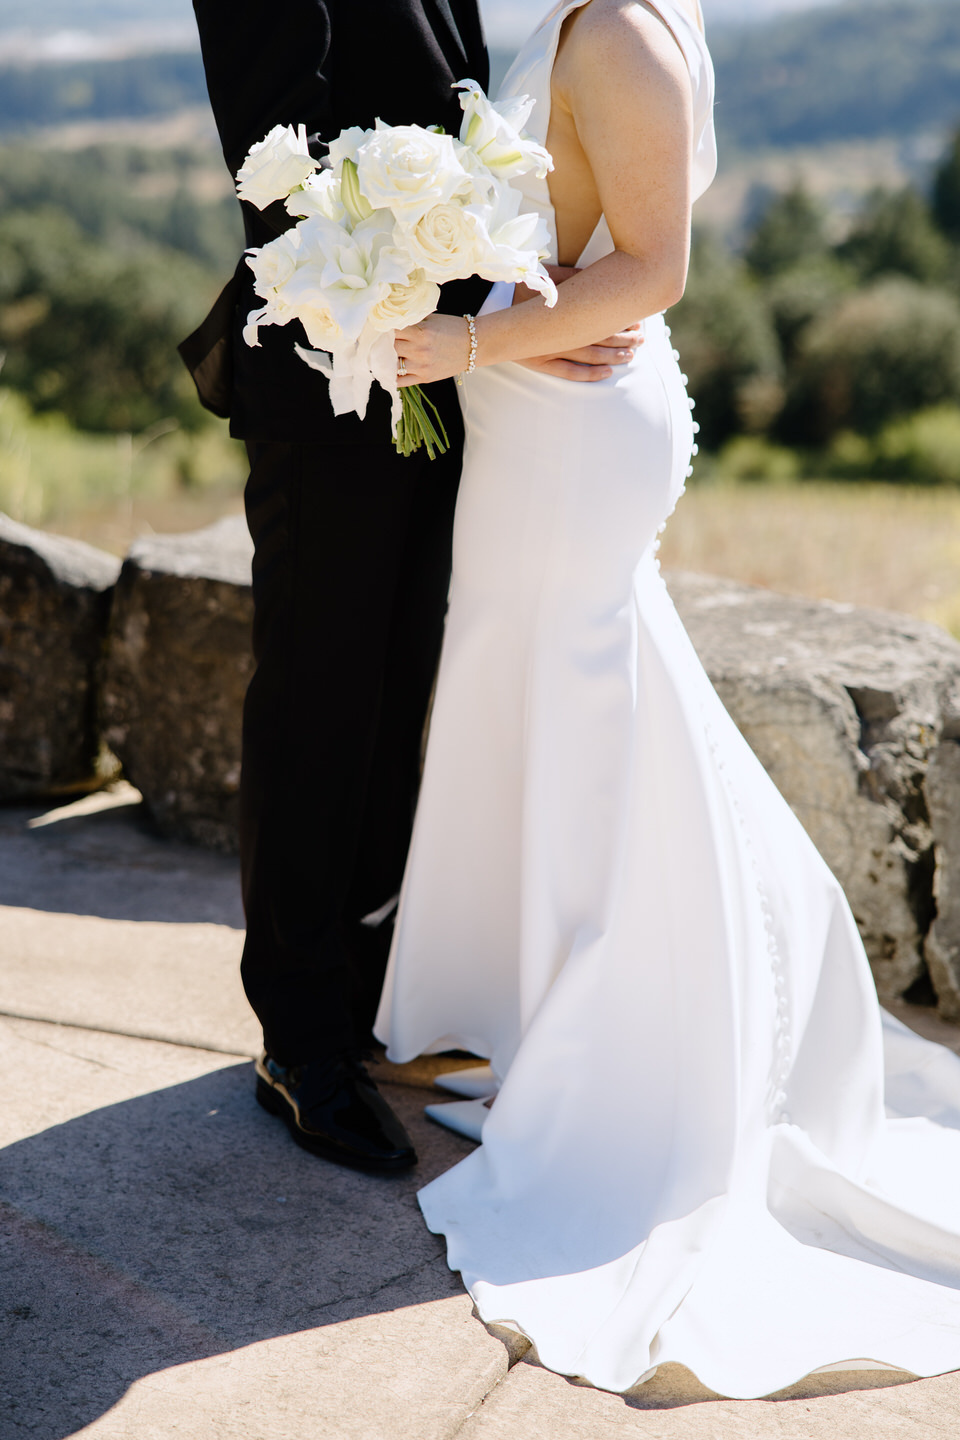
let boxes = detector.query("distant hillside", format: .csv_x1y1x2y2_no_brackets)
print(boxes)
713,0,960,152
480,0,848,44
0,0,849,46
0,52,206,131
0,0,957,153
0,0,192,28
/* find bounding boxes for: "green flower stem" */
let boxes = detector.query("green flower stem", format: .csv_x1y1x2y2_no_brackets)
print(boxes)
394,385,450,459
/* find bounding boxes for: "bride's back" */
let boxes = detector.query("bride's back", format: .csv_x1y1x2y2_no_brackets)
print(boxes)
546,0,701,266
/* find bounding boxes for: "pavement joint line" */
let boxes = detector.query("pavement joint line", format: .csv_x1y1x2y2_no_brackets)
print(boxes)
0,1008,257,1059
446,1349,527,1440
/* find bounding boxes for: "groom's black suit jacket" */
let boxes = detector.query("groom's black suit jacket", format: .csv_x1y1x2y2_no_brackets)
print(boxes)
189,0,491,442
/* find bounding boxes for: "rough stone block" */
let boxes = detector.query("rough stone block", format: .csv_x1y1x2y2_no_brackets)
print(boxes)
667,570,960,1013
0,512,120,800
101,516,254,854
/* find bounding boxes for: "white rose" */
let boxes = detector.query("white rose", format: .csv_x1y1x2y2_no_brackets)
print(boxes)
455,80,554,181
274,253,345,351
403,202,482,282
355,122,472,223
236,123,318,210
288,288,344,351
367,272,441,332
285,169,345,223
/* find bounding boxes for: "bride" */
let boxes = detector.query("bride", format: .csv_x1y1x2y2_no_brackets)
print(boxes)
379,0,960,1401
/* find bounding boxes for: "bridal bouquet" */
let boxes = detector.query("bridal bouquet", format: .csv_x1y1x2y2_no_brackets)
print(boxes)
236,81,558,457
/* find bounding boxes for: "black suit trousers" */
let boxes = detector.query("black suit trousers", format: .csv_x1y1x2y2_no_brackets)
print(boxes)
239,383,464,1063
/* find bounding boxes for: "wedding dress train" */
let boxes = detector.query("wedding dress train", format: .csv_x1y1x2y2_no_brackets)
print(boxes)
375,0,960,1399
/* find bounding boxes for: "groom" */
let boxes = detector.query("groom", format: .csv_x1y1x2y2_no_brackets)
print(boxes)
185,0,640,1174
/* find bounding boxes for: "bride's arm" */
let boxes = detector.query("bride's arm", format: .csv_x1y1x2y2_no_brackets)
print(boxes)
396,0,694,382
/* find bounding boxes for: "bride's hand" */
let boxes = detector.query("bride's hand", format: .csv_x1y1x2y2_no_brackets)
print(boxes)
395,316,472,387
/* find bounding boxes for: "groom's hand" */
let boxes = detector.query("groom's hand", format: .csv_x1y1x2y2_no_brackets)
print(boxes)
513,267,644,382
519,325,643,382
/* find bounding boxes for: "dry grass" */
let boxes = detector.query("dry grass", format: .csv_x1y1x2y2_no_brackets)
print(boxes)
659,480,960,636
27,467,960,640
50,490,245,557
0,388,246,556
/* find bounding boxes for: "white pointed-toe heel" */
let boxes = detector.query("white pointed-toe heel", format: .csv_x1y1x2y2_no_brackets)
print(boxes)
433,1064,498,1099
424,1098,490,1142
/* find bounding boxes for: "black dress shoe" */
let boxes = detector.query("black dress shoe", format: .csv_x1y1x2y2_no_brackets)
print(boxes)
255,1051,417,1173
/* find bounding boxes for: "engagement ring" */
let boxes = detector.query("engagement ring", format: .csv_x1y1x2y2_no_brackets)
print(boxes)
398,357,407,377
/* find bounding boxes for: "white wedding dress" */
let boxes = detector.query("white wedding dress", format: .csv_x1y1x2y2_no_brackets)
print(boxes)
375,0,960,1400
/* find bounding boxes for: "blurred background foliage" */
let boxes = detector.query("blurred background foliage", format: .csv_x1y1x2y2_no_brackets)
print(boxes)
670,124,960,481
0,141,246,538
0,144,240,430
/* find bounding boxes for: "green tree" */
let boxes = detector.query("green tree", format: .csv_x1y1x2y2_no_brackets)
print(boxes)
780,277,960,443
669,233,783,448
764,258,854,366
0,208,219,432
744,184,829,279
0,142,241,273
837,187,951,284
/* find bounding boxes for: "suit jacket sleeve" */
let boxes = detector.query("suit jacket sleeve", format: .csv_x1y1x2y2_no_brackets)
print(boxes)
192,0,334,180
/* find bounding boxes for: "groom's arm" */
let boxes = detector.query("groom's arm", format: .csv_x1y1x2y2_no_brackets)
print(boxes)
514,269,644,383
192,0,334,181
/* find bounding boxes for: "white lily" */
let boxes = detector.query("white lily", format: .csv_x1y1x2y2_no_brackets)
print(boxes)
455,80,553,181
289,212,412,343
285,168,346,224
339,159,375,226
295,327,397,424
327,125,374,171
451,138,500,206
243,228,304,345
466,184,558,304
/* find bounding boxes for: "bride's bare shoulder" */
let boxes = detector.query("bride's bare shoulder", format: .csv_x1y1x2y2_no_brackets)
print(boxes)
555,0,692,108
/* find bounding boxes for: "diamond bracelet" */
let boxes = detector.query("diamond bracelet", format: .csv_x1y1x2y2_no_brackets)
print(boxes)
457,314,478,386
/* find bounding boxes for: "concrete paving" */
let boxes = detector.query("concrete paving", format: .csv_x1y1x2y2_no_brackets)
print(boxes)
3,788,960,1437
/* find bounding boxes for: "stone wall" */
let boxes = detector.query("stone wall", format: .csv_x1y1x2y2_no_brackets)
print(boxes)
100,518,255,854
0,514,120,800
667,571,960,1015
5,509,960,1019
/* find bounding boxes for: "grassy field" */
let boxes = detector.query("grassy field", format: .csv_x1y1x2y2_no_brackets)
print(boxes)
3,389,960,636
0,387,246,554
47,479,960,640
660,478,960,635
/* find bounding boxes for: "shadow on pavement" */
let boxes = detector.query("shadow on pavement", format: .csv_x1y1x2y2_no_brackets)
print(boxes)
0,801,244,927
0,1063,474,1438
